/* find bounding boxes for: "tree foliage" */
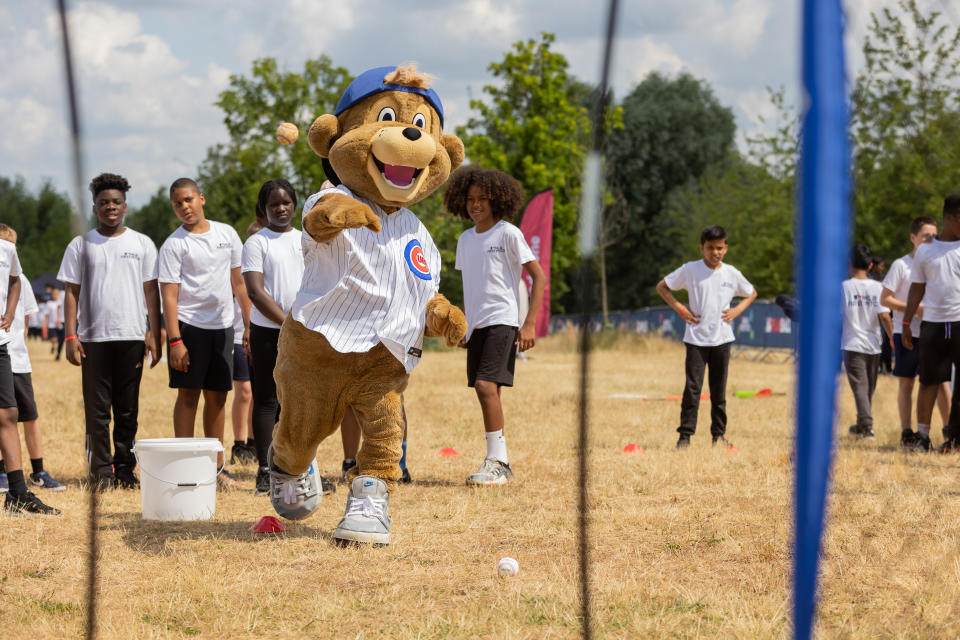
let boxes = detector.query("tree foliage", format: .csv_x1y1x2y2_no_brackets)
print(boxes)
458,33,597,311
603,72,736,309
198,56,353,234
851,0,960,260
0,177,73,278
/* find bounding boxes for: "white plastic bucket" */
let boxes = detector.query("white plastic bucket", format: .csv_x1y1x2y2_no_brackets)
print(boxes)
132,438,224,521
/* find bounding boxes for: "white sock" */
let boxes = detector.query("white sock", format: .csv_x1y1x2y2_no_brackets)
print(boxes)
485,429,508,464
918,423,931,436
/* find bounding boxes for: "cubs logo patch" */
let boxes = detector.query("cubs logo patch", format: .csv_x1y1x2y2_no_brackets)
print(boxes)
404,239,431,280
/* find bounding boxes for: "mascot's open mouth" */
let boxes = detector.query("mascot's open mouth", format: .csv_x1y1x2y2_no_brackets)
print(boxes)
373,155,424,189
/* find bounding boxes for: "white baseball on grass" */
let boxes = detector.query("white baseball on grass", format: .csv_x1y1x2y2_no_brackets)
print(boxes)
497,557,519,577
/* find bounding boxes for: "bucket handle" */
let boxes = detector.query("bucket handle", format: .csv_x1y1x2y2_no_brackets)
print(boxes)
133,450,225,488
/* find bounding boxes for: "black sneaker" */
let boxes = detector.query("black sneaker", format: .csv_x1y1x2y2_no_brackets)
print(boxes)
938,438,958,454
712,435,734,447
399,467,412,484
910,433,932,452
91,475,117,492
115,468,140,490
254,467,270,496
849,424,875,439
319,476,336,495
676,434,691,449
899,430,916,449
231,442,256,465
341,458,357,482
5,491,61,515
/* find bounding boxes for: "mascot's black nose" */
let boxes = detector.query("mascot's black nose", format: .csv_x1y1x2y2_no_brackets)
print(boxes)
402,127,422,141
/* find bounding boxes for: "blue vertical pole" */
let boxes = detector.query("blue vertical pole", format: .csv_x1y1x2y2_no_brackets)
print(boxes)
795,0,850,638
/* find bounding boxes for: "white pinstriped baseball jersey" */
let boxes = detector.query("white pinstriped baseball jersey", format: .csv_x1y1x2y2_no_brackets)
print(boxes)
292,185,441,372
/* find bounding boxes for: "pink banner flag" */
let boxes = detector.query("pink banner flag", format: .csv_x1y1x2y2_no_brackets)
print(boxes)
519,189,553,338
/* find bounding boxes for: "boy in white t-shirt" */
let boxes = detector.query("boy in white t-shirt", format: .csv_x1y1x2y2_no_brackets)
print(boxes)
59,173,162,490
159,178,251,481
445,167,546,486
0,225,65,492
656,225,757,449
841,244,894,439
880,216,952,448
43,285,64,358
0,237,59,514
902,195,960,452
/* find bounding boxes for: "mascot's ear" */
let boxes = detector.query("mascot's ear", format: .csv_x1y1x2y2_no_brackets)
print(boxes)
442,134,465,172
308,114,340,158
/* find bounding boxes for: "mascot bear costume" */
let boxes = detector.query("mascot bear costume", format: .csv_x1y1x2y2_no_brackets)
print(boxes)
268,65,467,545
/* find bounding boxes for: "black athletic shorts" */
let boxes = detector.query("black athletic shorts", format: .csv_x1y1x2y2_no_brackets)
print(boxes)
918,321,960,386
232,342,250,382
13,372,38,422
168,322,234,392
0,345,16,410
466,324,519,388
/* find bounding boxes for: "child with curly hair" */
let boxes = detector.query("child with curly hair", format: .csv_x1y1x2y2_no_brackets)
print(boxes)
444,166,545,486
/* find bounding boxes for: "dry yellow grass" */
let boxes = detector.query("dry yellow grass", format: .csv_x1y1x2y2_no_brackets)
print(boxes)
3,333,960,638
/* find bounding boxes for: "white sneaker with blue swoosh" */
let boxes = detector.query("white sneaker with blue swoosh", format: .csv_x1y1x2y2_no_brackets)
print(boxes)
334,475,390,545
268,445,321,521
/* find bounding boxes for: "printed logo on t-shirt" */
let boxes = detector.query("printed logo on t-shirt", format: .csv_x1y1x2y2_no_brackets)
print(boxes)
120,251,141,261
848,293,880,307
486,245,506,254
0,260,9,269
216,242,232,250
404,239,431,281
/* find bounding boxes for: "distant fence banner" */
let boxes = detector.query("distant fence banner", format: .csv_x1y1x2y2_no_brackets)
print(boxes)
549,301,796,351
519,189,553,338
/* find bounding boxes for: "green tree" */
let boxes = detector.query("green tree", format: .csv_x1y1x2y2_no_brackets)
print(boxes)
0,176,73,278
851,0,960,260
604,72,736,309
458,33,595,311
665,152,794,297
198,56,353,233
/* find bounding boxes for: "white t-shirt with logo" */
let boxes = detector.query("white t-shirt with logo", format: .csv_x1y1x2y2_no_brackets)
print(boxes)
158,220,242,330
663,260,755,347
456,220,536,341
293,186,440,373
57,228,158,342
881,254,920,335
911,239,960,323
841,278,890,354
10,273,38,373
0,240,23,348
242,227,304,330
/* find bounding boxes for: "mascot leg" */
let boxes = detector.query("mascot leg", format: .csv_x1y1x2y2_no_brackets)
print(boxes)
269,316,347,520
334,344,407,545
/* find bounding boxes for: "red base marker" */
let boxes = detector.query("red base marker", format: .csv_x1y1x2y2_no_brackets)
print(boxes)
757,388,772,397
250,516,287,533
438,447,460,457
726,444,739,453
622,443,646,454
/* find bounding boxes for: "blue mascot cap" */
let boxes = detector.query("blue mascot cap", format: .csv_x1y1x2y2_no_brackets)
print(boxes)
334,66,445,128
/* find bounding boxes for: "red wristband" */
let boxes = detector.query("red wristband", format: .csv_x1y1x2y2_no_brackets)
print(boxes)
902,321,912,326
168,338,183,347
679,306,688,318
65,335,77,342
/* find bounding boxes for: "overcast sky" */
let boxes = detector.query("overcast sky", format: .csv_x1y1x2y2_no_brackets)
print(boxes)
0,0,949,209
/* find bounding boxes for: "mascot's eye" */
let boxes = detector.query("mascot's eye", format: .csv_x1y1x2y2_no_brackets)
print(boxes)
377,107,396,122
412,113,426,129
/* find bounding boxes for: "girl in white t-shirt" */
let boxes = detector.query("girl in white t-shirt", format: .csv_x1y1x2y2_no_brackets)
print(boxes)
445,167,546,486
242,180,305,495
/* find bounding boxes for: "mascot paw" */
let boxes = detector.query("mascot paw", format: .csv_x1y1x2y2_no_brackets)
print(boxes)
425,293,467,347
304,193,382,243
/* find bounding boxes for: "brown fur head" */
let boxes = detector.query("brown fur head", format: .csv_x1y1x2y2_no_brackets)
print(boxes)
307,65,464,210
